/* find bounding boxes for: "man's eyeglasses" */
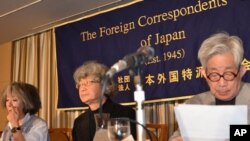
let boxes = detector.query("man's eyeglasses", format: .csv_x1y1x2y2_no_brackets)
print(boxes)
76,79,100,89
206,71,239,82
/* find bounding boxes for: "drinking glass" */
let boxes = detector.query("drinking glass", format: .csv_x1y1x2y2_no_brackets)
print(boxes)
107,118,131,141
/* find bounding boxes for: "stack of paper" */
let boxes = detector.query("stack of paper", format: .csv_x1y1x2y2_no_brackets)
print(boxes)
174,104,247,141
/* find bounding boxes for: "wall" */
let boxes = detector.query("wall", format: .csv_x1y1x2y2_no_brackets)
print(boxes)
0,42,12,130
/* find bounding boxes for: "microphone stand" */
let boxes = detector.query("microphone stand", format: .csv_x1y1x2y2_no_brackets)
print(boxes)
130,67,146,141
99,75,109,122
92,76,110,141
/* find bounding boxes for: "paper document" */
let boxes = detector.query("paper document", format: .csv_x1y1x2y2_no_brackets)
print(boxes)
174,104,247,141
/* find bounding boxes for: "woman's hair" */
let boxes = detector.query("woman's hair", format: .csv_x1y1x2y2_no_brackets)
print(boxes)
73,60,117,96
198,32,244,68
1,82,41,115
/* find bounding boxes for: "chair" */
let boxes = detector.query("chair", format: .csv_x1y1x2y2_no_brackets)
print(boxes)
146,129,158,141
146,123,168,141
49,128,72,141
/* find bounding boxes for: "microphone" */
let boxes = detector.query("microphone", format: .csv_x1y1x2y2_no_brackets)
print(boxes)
106,46,155,78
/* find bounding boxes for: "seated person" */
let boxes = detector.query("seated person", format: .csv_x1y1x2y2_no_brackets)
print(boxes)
0,82,49,141
169,32,250,141
72,61,136,141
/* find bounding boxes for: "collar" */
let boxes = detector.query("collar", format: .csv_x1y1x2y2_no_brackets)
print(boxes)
92,98,113,113
215,97,236,105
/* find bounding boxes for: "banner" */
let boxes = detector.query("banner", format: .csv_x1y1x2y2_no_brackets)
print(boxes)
55,0,250,109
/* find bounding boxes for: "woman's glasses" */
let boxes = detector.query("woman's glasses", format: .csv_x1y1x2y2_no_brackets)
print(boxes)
76,79,100,89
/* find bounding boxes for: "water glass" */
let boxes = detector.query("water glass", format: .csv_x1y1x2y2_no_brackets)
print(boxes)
107,118,131,141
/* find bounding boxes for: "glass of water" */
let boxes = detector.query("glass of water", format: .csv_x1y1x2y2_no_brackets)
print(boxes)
107,118,131,141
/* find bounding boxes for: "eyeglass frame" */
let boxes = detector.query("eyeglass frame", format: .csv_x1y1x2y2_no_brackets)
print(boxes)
206,68,240,82
76,79,100,89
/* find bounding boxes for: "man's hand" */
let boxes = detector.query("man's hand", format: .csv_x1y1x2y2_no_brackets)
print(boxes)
170,136,183,141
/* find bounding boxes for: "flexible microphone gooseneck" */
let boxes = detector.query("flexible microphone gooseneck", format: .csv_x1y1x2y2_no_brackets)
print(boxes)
106,46,155,78
97,46,155,141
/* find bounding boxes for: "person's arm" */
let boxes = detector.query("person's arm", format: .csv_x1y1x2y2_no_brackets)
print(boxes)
7,107,26,141
11,129,25,141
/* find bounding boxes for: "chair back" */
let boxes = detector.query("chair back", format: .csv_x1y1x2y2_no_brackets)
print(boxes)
49,128,72,141
146,123,168,141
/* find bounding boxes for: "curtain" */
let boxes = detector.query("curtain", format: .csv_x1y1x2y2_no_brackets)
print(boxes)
11,29,189,139
11,29,93,128
12,29,57,127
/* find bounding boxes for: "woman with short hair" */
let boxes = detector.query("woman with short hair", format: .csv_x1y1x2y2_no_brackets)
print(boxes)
0,82,49,141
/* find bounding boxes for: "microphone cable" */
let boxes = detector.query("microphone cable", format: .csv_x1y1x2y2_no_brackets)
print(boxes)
129,118,157,141
98,75,109,122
